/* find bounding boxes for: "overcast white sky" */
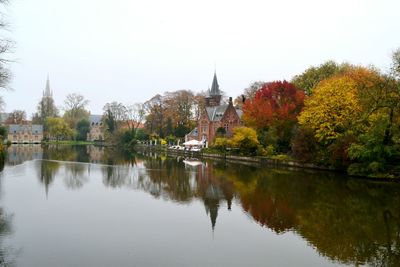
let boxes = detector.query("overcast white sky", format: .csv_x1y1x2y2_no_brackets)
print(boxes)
2,0,400,116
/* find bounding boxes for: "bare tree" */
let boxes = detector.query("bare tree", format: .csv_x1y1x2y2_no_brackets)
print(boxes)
234,81,265,108
0,0,13,110
126,102,145,135
144,94,165,137
392,48,400,78
63,93,90,127
5,109,26,124
103,102,128,134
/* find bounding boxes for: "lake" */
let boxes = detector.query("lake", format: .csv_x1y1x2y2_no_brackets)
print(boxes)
0,145,399,266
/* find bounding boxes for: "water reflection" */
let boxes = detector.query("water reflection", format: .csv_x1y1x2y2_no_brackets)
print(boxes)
0,172,16,266
6,145,400,266
64,163,88,189
7,145,42,166
35,160,59,197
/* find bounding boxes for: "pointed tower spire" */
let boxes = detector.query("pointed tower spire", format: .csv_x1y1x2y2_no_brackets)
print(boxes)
44,74,52,97
210,72,220,96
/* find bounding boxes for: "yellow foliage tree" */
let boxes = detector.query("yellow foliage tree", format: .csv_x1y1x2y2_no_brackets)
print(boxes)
229,127,260,154
298,76,361,144
45,117,74,141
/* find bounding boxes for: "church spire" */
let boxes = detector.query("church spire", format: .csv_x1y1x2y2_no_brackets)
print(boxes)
210,72,220,96
44,74,52,97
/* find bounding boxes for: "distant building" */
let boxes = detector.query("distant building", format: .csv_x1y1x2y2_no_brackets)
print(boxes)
87,115,104,141
186,73,243,145
120,120,145,131
8,124,43,144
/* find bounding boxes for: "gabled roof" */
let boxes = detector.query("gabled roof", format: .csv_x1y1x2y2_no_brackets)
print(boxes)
206,104,229,121
205,104,243,122
89,115,102,125
32,125,44,134
9,124,43,134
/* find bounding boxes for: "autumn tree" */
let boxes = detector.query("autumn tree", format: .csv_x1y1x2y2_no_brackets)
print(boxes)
243,80,305,151
346,63,400,177
234,81,265,108
63,93,90,128
193,91,207,121
45,117,73,141
163,90,196,137
126,102,145,136
144,94,165,138
298,64,400,174
291,61,350,96
229,127,260,155
298,76,360,144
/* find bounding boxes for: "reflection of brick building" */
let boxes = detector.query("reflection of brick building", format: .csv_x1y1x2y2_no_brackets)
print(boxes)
7,145,43,165
87,115,104,141
186,73,243,145
8,124,43,144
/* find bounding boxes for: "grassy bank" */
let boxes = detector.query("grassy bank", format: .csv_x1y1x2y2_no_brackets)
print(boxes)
42,140,96,145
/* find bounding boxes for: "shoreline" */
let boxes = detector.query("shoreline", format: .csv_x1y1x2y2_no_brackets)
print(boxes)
134,144,400,181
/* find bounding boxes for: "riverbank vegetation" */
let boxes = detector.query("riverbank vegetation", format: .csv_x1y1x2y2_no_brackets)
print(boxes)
0,0,12,169
237,51,400,178
123,49,400,179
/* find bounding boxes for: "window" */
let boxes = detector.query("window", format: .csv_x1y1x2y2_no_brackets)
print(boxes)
201,125,208,133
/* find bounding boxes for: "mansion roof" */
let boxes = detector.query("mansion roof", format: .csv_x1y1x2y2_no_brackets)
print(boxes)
89,115,103,125
9,124,43,134
205,104,243,122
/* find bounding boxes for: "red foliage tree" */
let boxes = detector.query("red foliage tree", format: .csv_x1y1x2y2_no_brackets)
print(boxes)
243,80,305,130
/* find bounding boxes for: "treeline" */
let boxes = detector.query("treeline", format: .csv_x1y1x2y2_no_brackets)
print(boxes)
29,93,92,141
100,90,205,148
215,50,400,178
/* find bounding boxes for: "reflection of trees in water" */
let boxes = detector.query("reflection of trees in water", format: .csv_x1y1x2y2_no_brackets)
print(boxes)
214,163,400,266
138,157,235,230
380,210,400,266
0,208,16,266
141,157,196,202
100,148,137,188
15,145,400,266
43,145,78,162
64,163,89,189
35,160,60,197
102,165,132,188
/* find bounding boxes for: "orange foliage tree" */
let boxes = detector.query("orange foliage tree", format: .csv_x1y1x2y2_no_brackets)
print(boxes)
242,81,305,151
243,81,305,128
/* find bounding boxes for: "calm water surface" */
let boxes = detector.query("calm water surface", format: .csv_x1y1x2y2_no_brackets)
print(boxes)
0,145,399,266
